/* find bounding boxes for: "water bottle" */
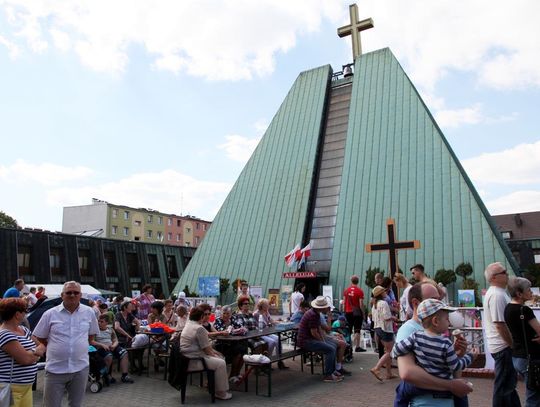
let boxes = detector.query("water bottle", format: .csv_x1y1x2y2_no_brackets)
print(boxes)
258,314,264,332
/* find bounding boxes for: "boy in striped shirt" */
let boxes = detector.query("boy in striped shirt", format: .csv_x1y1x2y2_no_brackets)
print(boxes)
392,299,476,406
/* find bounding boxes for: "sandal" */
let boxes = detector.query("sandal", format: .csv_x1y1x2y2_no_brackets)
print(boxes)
385,373,399,380
370,368,383,382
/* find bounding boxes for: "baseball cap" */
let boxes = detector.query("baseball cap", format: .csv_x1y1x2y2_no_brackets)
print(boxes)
417,299,456,321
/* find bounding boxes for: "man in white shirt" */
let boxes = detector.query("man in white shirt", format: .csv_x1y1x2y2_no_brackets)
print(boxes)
289,283,305,315
483,262,521,407
34,281,99,407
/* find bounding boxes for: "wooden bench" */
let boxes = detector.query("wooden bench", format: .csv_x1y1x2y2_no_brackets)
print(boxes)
243,349,304,397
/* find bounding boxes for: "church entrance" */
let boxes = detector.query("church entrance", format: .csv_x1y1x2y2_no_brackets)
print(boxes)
295,276,328,303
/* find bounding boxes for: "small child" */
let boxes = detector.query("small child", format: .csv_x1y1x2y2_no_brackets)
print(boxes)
392,299,475,407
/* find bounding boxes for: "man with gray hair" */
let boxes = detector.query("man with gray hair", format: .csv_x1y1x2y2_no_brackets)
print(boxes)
34,281,99,407
483,262,521,407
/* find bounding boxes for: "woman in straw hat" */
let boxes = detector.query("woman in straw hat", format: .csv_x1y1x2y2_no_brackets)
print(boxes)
370,286,398,381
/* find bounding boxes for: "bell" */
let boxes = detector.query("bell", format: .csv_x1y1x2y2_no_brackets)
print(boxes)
343,66,353,77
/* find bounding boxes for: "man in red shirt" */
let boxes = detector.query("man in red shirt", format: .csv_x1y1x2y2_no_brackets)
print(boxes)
343,275,366,352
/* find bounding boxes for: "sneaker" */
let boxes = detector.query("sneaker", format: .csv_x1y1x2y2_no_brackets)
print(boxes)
355,347,367,352
215,391,233,400
323,374,343,382
338,368,352,376
229,375,241,385
121,375,134,384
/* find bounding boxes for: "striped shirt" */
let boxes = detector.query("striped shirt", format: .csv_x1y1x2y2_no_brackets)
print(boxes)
392,330,473,379
0,327,38,384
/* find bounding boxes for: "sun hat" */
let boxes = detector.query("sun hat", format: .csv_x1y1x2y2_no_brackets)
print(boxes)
178,291,186,298
417,298,456,321
372,285,386,298
310,296,331,309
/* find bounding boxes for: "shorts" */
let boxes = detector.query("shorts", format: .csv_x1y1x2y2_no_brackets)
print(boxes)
374,328,394,343
97,346,127,360
345,312,363,331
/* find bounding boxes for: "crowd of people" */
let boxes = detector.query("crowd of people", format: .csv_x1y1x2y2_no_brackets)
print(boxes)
0,262,536,406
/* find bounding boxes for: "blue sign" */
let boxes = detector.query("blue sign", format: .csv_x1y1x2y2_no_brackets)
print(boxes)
198,276,220,297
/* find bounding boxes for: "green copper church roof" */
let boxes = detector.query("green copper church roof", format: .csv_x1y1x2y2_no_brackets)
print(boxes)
330,48,517,292
173,64,332,294
173,48,517,298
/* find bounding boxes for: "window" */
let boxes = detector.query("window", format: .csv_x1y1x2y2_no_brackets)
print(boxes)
17,246,32,274
104,251,116,277
196,222,200,230
501,231,512,239
167,232,172,241
123,211,130,220
111,225,117,235
176,234,181,242
203,224,207,231
147,230,153,238
167,218,172,226
78,249,91,277
134,220,142,227
185,242,190,247
50,248,63,275
147,215,153,223
158,216,163,225
148,254,159,278
535,253,540,264
123,227,129,236
126,253,138,277
112,209,118,218
186,228,191,233
195,236,200,245
177,220,181,227
157,231,163,241
166,255,179,278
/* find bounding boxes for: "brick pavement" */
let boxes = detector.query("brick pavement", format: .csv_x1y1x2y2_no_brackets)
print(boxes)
32,352,526,406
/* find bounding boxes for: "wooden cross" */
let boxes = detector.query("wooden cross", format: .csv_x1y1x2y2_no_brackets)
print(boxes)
337,3,374,60
365,218,421,280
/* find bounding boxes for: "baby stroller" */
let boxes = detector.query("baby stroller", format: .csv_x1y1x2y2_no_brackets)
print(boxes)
88,346,108,393
331,314,354,363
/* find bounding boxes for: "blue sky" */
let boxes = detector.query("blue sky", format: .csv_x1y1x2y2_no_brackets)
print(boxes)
1,0,539,230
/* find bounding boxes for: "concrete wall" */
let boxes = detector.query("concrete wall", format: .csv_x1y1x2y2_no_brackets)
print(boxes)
62,203,107,236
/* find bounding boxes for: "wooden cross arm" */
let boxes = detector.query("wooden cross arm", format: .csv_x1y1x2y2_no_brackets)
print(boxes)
337,18,374,37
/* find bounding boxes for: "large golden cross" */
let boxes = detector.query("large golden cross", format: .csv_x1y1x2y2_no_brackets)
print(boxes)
337,4,374,60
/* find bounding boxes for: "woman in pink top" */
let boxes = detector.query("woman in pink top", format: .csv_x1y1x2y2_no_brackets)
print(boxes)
135,284,155,320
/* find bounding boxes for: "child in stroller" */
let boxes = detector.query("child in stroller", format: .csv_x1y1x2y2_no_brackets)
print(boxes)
88,346,108,393
331,315,353,363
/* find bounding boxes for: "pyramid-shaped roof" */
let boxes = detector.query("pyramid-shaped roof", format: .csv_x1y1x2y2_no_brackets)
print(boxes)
173,48,517,297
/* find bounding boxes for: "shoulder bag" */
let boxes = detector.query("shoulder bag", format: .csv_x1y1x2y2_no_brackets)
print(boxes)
0,358,14,407
519,306,540,391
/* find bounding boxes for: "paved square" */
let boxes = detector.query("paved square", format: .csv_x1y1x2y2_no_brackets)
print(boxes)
32,352,526,406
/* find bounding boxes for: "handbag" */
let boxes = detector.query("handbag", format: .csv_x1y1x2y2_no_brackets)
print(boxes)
519,306,540,391
0,358,14,407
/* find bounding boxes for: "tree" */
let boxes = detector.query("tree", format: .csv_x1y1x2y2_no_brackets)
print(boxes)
434,269,457,286
0,211,18,228
365,267,385,289
219,278,230,296
455,262,473,279
182,285,198,297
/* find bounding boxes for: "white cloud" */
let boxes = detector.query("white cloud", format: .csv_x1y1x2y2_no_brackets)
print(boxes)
362,0,540,91
0,34,20,59
49,28,71,51
486,190,540,215
0,0,341,79
218,134,261,163
46,169,232,220
462,141,540,186
0,159,93,186
435,104,484,128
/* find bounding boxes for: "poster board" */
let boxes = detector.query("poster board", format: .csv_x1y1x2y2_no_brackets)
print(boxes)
186,297,216,309
281,285,293,316
458,289,475,307
250,286,262,305
322,285,333,309
268,288,280,315
198,276,220,297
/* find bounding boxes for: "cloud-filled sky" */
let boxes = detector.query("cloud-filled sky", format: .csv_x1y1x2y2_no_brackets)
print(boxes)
0,0,539,230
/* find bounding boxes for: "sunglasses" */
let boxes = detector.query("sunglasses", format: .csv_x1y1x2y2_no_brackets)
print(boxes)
64,291,81,296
